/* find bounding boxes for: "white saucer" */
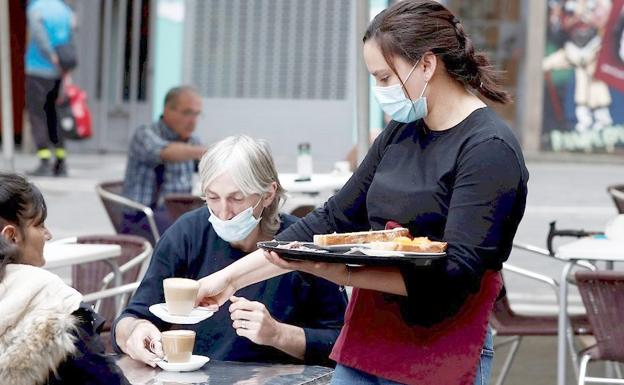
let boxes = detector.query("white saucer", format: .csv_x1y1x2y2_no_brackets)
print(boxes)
149,303,214,324
156,369,210,382
156,355,210,372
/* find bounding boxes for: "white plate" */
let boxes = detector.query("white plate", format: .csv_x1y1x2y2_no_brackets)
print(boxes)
301,242,371,251
356,248,445,257
156,369,210,383
156,355,210,372
149,303,214,324
302,243,444,256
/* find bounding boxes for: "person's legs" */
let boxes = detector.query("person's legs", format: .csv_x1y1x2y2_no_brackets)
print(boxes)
473,326,495,385
26,75,56,176
45,78,68,177
331,364,405,385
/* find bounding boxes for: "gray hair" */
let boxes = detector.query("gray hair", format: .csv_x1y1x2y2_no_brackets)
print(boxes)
163,85,199,109
198,135,286,237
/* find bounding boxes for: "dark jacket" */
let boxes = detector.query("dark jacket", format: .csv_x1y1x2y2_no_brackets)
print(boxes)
0,301,129,385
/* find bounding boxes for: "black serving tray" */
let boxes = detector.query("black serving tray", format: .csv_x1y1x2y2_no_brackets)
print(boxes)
257,241,445,267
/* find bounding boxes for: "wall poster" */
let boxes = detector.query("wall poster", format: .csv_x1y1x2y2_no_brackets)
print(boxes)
542,0,624,153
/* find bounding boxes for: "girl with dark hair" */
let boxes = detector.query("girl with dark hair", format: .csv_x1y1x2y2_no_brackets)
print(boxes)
196,1,529,384
0,173,129,385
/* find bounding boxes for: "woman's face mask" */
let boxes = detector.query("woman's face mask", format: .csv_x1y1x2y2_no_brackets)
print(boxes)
373,60,429,123
208,197,263,243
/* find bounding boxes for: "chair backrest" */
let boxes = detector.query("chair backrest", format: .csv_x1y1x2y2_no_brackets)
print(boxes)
607,184,624,214
290,205,316,218
575,270,624,362
72,234,152,331
164,194,205,221
96,180,160,244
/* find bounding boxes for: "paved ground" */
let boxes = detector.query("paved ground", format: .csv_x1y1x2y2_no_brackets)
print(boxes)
2,151,623,384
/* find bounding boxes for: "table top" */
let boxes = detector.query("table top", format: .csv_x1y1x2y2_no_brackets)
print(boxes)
555,237,624,261
115,356,333,385
193,172,351,196
43,242,122,269
279,172,352,194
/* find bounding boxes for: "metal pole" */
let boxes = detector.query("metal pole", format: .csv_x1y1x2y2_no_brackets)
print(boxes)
0,0,15,171
355,0,370,166
99,0,113,152
128,0,142,140
115,0,128,106
518,0,546,153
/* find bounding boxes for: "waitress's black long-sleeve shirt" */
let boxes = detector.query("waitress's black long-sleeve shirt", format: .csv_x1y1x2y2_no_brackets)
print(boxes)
277,107,529,326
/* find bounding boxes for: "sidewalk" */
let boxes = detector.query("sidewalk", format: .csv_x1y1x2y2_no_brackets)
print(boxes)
491,336,576,385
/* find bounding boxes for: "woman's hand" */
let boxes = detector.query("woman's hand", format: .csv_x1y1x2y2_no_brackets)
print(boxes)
264,250,348,286
122,319,163,367
196,270,238,308
229,295,282,346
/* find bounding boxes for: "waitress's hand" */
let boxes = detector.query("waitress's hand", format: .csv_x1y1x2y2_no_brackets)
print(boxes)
196,270,238,308
264,250,349,286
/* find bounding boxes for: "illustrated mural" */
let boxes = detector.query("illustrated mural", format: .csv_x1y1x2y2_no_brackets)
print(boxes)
542,0,624,153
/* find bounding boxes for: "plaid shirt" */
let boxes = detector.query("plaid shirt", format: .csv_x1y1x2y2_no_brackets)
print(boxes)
122,118,201,208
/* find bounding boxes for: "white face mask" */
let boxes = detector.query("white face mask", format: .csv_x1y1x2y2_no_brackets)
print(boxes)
373,60,429,123
208,197,263,243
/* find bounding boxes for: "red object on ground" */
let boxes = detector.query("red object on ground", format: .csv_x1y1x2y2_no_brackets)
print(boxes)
64,84,92,139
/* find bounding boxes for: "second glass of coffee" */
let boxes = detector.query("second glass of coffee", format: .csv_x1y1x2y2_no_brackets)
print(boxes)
161,330,196,363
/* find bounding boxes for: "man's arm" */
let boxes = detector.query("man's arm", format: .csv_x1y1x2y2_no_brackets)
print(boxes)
160,142,206,162
28,10,58,64
272,323,306,360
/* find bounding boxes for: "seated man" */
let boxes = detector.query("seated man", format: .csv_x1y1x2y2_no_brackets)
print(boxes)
113,135,347,367
121,86,206,241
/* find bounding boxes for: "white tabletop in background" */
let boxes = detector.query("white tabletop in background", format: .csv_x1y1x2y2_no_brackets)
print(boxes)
43,242,122,269
555,237,624,261
279,172,352,194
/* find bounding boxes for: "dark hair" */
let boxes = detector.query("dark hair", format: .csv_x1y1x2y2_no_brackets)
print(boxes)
0,235,20,282
0,172,48,231
164,85,199,109
363,0,511,104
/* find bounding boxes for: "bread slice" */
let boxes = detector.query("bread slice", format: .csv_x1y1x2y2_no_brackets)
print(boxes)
313,228,410,246
368,238,448,253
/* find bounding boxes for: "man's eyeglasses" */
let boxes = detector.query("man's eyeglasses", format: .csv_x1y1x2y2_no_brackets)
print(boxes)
173,108,202,118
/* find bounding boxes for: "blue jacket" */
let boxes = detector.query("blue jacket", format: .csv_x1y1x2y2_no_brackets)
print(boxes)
25,0,74,78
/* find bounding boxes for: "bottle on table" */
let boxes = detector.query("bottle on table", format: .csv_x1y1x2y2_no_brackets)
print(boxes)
297,142,313,181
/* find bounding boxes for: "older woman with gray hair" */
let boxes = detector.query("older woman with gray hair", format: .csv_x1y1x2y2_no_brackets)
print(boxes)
113,135,347,367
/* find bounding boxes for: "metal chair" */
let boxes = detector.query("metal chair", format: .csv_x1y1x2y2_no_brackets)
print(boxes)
96,180,160,244
491,242,594,385
576,271,624,385
607,184,624,214
163,193,205,221
290,204,316,218
70,234,152,330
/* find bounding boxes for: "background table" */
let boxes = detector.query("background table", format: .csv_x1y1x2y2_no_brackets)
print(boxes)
44,242,122,269
279,172,352,195
115,356,333,385
279,172,351,215
44,242,123,308
555,237,624,385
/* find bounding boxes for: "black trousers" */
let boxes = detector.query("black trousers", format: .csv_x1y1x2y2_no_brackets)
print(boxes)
25,74,64,151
